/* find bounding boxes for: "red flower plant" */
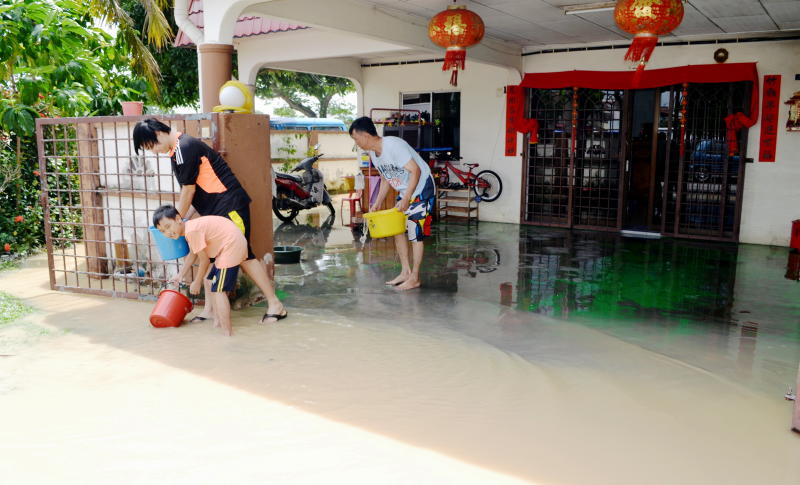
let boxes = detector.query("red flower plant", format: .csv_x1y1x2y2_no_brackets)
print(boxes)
33,170,40,176
3,243,10,252
14,216,24,223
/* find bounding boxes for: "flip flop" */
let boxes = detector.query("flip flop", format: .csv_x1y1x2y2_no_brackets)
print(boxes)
190,316,209,323
261,311,288,323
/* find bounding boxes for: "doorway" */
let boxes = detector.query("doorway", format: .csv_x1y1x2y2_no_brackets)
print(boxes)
522,81,750,242
623,88,669,232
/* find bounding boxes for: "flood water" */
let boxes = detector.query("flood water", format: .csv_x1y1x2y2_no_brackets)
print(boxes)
274,215,800,397
1,215,798,485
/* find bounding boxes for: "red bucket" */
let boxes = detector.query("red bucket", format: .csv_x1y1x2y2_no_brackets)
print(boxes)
149,289,193,328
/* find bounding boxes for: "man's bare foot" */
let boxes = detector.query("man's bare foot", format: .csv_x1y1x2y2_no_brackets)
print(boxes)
396,278,421,291
213,320,221,329
386,272,410,285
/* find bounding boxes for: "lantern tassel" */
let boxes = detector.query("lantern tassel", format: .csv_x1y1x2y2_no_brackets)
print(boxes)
450,70,459,86
624,35,658,66
443,49,467,86
442,49,466,71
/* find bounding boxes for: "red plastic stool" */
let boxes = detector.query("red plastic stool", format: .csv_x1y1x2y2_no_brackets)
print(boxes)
341,190,363,227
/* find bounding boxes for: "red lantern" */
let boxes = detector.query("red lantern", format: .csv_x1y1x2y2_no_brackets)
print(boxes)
428,4,485,86
614,0,683,71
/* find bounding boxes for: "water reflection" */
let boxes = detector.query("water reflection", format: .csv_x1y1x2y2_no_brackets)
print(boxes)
786,251,800,281
515,229,738,324
276,218,798,345
272,215,343,289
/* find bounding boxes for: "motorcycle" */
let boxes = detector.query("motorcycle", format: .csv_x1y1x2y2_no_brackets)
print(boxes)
272,144,335,223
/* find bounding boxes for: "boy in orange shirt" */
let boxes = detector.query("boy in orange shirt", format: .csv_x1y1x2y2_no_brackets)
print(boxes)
153,205,287,336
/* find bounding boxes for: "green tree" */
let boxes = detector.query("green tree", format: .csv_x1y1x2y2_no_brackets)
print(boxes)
326,100,356,125
273,106,298,117
85,0,173,94
0,0,146,138
255,70,355,119
0,0,149,256
121,0,199,109
1,0,146,151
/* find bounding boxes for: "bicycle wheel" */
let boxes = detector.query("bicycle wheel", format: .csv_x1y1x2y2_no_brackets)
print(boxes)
473,170,502,202
475,248,501,273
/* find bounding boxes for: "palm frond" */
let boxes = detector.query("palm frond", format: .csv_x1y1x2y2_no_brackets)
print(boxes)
85,0,173,95
139,0,173,51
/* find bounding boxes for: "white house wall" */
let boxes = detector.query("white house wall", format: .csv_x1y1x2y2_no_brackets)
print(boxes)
362,61,523,224
522,39,800,246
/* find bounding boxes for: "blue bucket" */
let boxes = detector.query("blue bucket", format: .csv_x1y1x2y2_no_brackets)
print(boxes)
149,226,190,260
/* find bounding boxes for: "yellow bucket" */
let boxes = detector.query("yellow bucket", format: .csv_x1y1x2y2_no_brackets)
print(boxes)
362,208,407,238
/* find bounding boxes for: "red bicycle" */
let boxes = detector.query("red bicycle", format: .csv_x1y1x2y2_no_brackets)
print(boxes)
431,153,503,202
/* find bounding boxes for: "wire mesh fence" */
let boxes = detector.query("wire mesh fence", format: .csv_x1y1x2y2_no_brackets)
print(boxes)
36,114,219,299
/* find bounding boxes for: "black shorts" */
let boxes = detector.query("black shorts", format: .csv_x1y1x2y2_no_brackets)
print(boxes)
224,206,256,261
207,264,239,292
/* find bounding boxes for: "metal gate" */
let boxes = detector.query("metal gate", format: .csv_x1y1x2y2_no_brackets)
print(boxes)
665,82,749,241
573,89,624,229
523,82,749,242
522,88,624,231
522,88,573,226
36,114,218,299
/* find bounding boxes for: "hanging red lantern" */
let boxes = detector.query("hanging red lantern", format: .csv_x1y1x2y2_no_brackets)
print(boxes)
614,0,684,71
428,4,485,86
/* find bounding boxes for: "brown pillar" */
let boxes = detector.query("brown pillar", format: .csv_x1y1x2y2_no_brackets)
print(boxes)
198,43,233,112
215,113,273,259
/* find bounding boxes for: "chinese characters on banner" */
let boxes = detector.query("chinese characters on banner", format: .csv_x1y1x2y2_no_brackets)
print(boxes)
759,75,781,162
505,86,539,156
505,85,523,156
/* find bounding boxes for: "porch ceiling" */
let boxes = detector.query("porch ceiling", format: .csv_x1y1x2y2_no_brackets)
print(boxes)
232,0,797,68
355,0,799,49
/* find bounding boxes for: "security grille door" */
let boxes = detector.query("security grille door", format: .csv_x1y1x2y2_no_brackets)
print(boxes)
671,82,749,240
523,89,574,226
523,82,748,242
573,89,624,229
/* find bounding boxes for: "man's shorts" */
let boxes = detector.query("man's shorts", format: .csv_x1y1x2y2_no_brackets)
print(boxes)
400,177,436,242
225,206,256,261
207,264,239,292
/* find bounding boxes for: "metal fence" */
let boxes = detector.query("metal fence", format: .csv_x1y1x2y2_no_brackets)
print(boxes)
36,114,219,299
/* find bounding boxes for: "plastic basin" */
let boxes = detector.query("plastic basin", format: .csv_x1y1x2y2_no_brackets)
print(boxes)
362,208,407,239
149,226,190,260
274,245,302,264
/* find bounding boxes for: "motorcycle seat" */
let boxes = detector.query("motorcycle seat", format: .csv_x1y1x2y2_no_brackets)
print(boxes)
276,172,302,183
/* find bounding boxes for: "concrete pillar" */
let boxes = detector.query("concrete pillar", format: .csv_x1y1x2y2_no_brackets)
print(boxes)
198,43,233,112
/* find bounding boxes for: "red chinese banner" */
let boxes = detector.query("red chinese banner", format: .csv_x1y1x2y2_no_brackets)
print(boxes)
505,85,523,156
759,74,781,162
505,86,539,156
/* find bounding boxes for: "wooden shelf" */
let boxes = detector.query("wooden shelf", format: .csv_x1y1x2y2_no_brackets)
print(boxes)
441,206,477,214
437,187,478,224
